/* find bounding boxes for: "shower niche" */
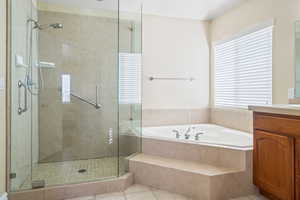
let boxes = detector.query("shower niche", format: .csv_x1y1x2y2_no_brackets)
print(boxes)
8,0,142,192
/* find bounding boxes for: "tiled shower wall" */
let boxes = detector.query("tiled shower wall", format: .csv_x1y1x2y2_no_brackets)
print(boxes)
37,10,136,162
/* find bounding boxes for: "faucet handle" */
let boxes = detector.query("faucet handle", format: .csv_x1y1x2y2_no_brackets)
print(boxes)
172,130,180,139
195,132,204,140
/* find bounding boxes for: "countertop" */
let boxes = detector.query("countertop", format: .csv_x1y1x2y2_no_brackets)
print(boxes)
248,104,300,116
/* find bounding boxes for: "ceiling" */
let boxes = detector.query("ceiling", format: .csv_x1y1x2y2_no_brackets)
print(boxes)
39,0,247,20
140,0,246,20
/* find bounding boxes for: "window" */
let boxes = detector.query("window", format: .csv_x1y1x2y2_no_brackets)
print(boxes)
119,53,142,104
214,25,273,108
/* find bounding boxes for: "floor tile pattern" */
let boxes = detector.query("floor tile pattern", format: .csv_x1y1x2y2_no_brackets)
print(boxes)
230,195,269,200
65,184,269,200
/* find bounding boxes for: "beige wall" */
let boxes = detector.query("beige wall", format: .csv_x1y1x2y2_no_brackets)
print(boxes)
210,0,300,105
209,0,300,132
142,15,210,126
142,15,210,110
0,0,6,195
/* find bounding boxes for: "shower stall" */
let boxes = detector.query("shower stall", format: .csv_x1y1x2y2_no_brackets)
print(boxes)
7,0,142,192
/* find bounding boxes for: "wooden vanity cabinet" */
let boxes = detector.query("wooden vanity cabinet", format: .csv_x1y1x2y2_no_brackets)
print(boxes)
253,112,300,200
254,130,294,200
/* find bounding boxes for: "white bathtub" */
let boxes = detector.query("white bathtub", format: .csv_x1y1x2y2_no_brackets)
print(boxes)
142,124,253,150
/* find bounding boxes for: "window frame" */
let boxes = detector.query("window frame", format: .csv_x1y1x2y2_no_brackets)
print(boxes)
213,20,274,109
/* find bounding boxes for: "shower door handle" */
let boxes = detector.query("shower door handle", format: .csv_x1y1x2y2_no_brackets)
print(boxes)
18,80,28,115
95,85,101,109
67,85,102,109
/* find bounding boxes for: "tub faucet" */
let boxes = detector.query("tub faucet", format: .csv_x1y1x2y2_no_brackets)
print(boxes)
185,127,191,139
172,130,180,139
195,132,204,140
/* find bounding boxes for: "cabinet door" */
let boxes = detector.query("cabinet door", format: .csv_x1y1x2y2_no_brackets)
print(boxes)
254,130,294,200
296,177,300,200
295,140,300,200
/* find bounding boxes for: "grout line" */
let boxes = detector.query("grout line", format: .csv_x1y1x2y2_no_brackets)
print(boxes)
151,190,160,200
122,191,128,200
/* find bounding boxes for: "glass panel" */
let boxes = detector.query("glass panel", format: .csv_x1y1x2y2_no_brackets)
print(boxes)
10,0,120,190
9,0,143,192
119,1,143,175
10,0,35,191
33,0,119,187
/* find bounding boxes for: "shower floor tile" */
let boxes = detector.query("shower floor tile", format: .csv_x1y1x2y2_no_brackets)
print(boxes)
20,157,126,190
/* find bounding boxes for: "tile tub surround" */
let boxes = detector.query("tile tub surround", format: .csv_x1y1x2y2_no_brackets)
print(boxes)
210,107,253,133
129,153,255,200
130,134,256,200
9,173,133,200
142,108,210,127
142,137,248,169
142,108,254,134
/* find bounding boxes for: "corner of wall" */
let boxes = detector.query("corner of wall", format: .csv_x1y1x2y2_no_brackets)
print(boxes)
210,107,253,133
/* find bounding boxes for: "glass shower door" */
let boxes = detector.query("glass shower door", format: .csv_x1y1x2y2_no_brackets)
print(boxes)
9,0,142,192
9,0,36,191
10,0,120,190
32,0,120,187
119,1,143,175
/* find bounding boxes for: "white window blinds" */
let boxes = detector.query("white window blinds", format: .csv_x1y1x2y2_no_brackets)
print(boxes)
119,53,142,104
214,25,273,109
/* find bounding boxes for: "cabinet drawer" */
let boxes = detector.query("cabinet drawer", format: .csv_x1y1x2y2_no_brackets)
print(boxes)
254,113,300,137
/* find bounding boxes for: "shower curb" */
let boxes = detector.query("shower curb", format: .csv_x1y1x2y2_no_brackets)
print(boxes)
8,173,133,200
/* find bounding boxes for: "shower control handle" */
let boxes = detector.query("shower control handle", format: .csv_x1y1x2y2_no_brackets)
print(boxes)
18,80,28,115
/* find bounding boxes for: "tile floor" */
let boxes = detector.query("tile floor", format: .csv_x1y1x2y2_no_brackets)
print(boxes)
20,157,126,190
65,184,269,200
230,195,269,200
